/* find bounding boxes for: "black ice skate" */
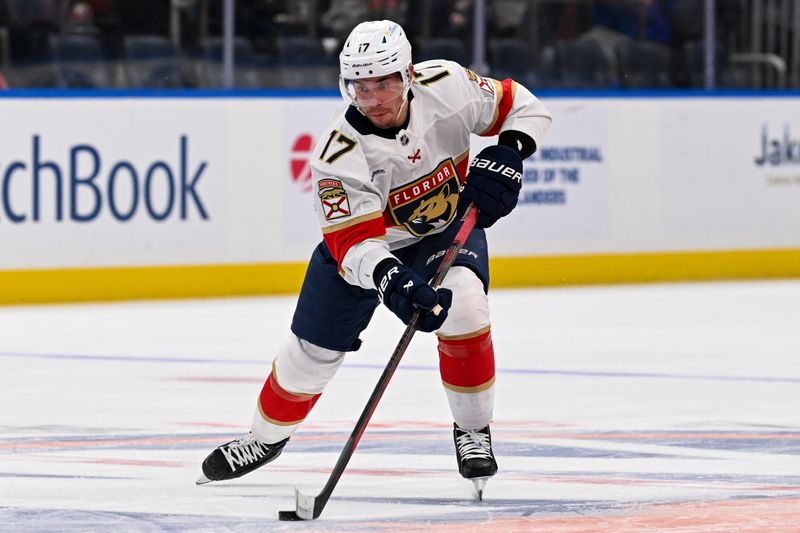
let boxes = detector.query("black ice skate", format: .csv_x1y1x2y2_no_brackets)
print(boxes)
196,432,288,484
453,423,498,501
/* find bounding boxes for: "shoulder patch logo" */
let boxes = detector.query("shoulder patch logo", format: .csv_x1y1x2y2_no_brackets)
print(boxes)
464,67,495,95
463,68,479,82
318,178,351,220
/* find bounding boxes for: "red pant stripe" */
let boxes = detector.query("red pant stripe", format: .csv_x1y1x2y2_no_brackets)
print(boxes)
438,330,495,390
258,372,320,425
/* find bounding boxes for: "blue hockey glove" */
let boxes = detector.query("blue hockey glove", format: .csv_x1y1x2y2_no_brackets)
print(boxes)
459,144,524,228
374,260,453,332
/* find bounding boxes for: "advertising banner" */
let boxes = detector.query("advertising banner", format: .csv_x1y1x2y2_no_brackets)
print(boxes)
1,94,799,302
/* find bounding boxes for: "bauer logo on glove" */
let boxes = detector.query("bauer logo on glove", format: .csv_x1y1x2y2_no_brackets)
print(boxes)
460,144,524,229
468,157,523,184
377,265,401,302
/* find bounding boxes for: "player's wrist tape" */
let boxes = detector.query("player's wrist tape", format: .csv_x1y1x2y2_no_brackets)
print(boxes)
498,129,537,159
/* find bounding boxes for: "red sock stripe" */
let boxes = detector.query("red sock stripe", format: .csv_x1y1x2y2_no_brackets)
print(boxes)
258,372,321,425
438,330,496,389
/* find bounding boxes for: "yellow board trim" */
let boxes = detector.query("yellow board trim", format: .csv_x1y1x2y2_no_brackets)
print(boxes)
1,248,800,305
0,262,308,305
489,248,800,287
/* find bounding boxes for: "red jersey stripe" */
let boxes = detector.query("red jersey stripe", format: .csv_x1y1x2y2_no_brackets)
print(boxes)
481,78,516,138
322,212,386,268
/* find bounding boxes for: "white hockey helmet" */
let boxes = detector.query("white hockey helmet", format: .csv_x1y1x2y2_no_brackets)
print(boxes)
339,20,413,107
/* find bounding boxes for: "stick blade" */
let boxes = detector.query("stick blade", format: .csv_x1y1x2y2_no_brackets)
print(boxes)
277,487,317,521
277,510,302,521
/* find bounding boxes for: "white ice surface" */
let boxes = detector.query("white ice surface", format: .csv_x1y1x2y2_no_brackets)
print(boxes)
1,281,799,531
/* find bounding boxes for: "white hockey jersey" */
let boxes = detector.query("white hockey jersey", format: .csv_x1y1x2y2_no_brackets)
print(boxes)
309,59,552,290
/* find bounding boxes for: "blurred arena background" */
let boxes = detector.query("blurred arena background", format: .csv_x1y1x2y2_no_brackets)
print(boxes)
1,0,798,91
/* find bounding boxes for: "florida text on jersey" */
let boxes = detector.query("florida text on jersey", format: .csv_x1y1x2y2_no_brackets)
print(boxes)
309,59,552,290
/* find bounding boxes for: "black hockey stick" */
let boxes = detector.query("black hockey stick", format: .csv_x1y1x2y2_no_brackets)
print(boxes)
278,204,478,521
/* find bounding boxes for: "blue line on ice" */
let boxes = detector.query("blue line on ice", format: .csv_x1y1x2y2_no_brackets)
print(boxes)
1,351,798,383
0,472,133,480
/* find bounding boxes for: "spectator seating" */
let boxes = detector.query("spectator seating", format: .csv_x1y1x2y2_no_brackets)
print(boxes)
617,40,671,88
534,45,561,89
684,39,730,87
415,37,470,66
557,37,618,89
487,38,536,87
277,36,337,88
124,35,181,88
198,36,280,88
50,33,111,88
672,0,704,40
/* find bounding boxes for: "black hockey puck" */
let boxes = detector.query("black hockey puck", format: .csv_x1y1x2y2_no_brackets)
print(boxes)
278,510,302,521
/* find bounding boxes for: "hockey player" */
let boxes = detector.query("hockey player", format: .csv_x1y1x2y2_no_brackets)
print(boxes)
198,20,551,493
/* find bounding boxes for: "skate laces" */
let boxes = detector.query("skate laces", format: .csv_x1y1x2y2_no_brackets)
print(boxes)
455,426,492,461
220,433,269,471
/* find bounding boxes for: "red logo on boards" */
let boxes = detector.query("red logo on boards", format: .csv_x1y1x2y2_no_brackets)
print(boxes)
290,134,315,193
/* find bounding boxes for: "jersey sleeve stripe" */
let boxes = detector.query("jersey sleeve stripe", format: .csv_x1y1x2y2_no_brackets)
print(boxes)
321,211,384,234
322,211,387,268
479,78,517,137
454,149,470,183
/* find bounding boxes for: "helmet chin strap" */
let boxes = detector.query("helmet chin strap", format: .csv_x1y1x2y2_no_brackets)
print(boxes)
391,80,412,125
394,69,414,122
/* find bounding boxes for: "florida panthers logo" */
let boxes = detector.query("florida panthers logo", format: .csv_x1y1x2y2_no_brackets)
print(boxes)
408,183,458,234
388,159,461,236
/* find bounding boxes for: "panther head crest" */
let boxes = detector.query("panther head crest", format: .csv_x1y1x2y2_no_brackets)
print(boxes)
407,182,458,235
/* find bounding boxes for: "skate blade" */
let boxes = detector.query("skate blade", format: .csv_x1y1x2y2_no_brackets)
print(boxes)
195,473,212,485
471,477,489,501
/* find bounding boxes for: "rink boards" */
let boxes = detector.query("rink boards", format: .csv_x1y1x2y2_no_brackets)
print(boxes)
1,90,799,303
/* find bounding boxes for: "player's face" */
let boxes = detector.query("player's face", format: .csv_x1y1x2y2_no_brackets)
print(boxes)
348,74,408,129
